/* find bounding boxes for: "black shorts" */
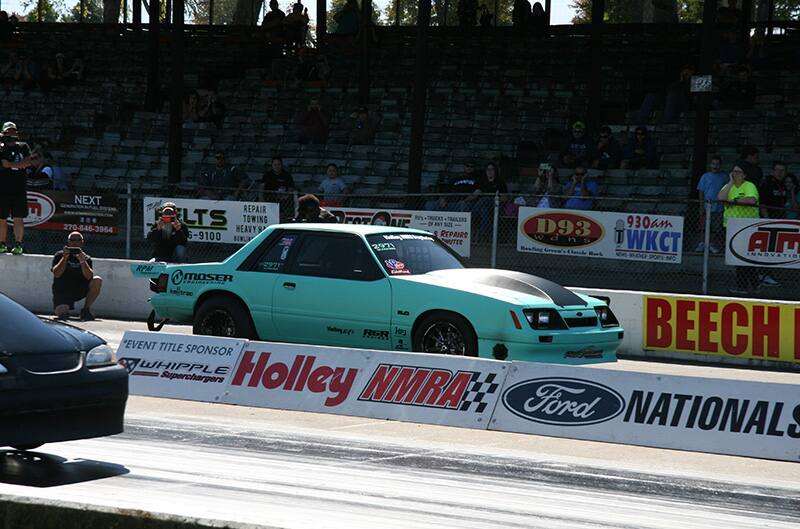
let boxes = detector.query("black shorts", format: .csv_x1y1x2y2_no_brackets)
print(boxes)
53,282,90,308
0,191,27,219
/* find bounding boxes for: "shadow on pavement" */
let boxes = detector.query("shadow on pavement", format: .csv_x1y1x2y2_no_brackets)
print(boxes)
0,450,129,487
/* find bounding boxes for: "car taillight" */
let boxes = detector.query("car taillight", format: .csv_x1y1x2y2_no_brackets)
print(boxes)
595,306,620,327
150,273,169,293
523,309,567,330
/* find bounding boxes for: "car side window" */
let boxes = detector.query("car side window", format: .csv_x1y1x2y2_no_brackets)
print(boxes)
252,234,300,273
290,234,383,281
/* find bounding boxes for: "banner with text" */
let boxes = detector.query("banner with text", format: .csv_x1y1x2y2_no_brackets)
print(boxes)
725,218,800,269
328,207,471,257
143,197,279,245
642,295,800,365
10,191,120,235
489,362,800,462
117,331,247,402
517,208,684,263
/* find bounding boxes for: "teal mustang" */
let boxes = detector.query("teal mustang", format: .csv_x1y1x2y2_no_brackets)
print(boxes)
133,224,622,364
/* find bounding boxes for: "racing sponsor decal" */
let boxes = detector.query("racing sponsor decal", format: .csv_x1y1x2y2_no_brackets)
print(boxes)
371,242,396,252
358,365,500,413
643,295,799,364
384,259,405,271
118,358,230,383
168,286,195,297
563,346,604,359
327,326,354,335
170,269,233,286
502,378,624,426
230,350,358,407
517,208,684,263
363,329,390,340
725,218,800,268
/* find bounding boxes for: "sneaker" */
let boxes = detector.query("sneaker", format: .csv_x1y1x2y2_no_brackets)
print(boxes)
0,242,7,253
759,274,779,286
79,308,95,321
709,244,721,254
11,243,23,255
694,242,705,252
728,287,748,296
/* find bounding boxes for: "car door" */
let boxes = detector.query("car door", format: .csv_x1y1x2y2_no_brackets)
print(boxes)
272,233,393,348
235,230,302,340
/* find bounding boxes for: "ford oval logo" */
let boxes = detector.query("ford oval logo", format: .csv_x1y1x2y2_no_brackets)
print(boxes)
502,377,625,426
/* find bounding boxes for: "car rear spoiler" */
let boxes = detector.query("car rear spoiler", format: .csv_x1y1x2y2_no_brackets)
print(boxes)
130,262,167,279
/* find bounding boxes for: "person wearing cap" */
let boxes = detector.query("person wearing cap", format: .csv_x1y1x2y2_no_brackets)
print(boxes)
349,105,377,145
0,121,36,255
147,203,189,262
559,121,595,169
51,231,102,321
621,127,659,170
292,194,337,223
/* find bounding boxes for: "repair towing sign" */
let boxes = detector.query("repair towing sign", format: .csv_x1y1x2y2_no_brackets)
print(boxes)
643,295,800,364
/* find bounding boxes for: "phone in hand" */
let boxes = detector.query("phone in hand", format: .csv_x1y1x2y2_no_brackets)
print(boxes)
161,215,175,223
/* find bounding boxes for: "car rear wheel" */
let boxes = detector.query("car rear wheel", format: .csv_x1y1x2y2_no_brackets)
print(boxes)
11,444,42,451
413,312,478,357
194,296,255,339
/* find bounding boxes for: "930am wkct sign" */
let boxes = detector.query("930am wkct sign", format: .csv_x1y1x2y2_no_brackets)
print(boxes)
726,218,800,269
143,197,279,244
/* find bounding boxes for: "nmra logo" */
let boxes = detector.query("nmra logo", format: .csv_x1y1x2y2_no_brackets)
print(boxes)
730,220,800,266
17,192,56,227
502,377,624,426
521,212,604,248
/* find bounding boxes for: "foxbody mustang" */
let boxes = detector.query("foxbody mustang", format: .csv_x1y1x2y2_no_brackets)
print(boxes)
133,224,622,363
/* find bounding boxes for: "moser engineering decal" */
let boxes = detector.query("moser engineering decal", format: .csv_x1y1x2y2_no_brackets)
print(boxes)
171,269,233,286
503,378,625,426
517,208,684,263
118,357,230,383
358,364,500,412
726,218,800,269
231,350,358,407
643,295,800,364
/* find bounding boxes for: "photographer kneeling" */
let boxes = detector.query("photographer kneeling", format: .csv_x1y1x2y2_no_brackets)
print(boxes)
51,231,102,321
147,203,189,262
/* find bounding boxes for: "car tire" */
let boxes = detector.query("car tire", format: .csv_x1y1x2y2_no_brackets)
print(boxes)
194,296,256,339
11,444,42,451
413,312,478,357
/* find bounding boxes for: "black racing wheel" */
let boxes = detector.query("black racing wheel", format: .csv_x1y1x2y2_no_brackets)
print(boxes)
194,296,256,339
413,312,478,357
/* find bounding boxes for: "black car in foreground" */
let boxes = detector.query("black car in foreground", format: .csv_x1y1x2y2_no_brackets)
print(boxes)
0,293,128,450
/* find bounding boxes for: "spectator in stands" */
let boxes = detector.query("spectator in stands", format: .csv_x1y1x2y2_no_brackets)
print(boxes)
1,52,28,94
51,231,102,321
759,161,788,220
260,156,295,220
147,202,189,263
621,127,659,170
424,160,480,212
293,193,337,223
0,122,35,255
65,54,85,82
0,11,16,41
511,0,531,30
298,97,329,144
563,166,598,211
45,53,69,90
529,163,562,208
637,65,694,125
695,154,727,253
478,4,493,27
718,29,747,75
473,162,508,241
718,165,760,295
592,126,622,171
284,2,309,53
333,0,360,36
457,0,478,27
530,2,548,36
784,174,799,219
27,144,54,190
349,106,378,145
262,0,285,28
734,145,762,183
317,163,349,205
747,28,770,70
559,121,595,169
715,64,755,110
197,151,250,200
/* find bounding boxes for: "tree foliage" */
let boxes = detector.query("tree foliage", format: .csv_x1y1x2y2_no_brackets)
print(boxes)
571,0,800,24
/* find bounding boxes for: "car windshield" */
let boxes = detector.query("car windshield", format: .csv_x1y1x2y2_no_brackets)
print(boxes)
367,233,464,276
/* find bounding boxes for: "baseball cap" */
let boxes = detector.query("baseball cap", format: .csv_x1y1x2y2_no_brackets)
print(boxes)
2,122,17,133
572,121,586,131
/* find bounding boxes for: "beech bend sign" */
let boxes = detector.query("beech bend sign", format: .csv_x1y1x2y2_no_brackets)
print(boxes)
643,295,800,364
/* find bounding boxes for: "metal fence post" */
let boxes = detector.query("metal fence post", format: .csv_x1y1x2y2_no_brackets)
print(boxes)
293,190,299,219
126,183,132,259
491,191,499,268
702,199,711,294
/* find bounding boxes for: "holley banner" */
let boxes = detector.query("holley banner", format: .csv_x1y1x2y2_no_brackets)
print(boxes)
725,218,800,269
328,207,471,257
144,197,279,245
517,208,684,263
10,191,120,235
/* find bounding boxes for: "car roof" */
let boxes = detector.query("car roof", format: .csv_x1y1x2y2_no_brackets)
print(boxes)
270,223,432,236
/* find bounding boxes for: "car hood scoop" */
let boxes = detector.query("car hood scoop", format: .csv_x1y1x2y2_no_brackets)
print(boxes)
418,269,588,307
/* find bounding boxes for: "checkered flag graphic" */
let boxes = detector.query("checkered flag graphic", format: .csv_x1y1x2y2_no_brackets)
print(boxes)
459,372,500,412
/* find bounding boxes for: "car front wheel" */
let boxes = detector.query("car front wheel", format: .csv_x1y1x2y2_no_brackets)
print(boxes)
194,296,255,339
413,312,478,357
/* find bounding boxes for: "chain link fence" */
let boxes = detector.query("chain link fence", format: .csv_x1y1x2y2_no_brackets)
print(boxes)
19,186,800,301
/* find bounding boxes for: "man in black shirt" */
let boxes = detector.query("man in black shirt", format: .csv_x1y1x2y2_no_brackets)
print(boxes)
51,231,103,321
260,156,295,221
735,145,763,184
0,122,36,255
147,203,190,262
759,161,788,219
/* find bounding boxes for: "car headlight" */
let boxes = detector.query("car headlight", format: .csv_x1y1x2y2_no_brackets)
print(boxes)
523,309,567,330
86,344,116,366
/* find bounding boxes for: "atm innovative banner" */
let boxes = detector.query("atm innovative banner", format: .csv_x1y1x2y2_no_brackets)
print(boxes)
144,197,279,244
517,208,684,263
726,218,800,269
642,295,800,364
